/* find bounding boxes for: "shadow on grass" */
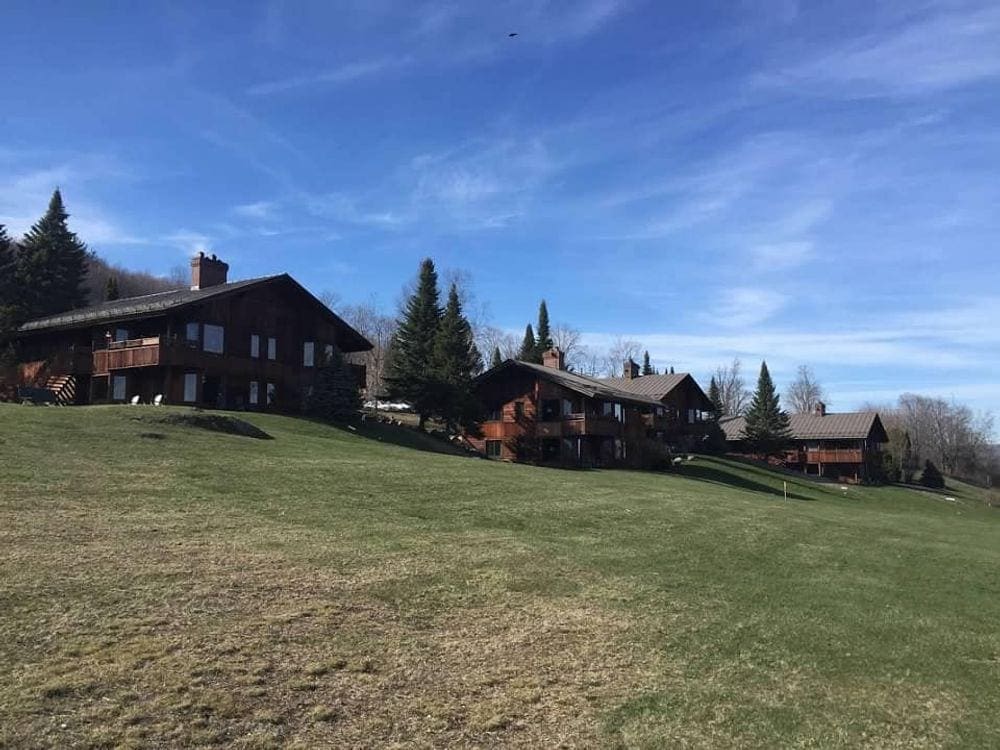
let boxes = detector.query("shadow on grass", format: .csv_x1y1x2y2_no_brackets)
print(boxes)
333,420,472,457
675,460,815,502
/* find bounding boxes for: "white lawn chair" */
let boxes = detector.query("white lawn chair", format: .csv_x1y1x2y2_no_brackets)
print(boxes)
153,394,163,406
130,395,141,405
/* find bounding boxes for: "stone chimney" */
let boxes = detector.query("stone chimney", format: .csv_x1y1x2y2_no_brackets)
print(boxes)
814,401,827,417
623,358,640,380
190,252,229,290
542,347,566,370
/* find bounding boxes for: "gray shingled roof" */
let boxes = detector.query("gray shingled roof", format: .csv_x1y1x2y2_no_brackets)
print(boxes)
477,360,665,408
600,373,714,409
17,274,373,352
719,412,888,442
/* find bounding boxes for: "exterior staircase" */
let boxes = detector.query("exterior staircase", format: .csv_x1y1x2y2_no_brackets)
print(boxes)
43,375,78,405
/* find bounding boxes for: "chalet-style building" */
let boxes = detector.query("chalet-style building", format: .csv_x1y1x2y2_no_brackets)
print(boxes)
9,253,371,409
467,348,714,467
719,403,888,483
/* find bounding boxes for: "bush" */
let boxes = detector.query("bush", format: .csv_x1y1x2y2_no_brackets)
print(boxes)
305,347,361,423
919,460,946,489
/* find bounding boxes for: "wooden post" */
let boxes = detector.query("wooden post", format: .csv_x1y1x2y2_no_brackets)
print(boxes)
783,481,787,501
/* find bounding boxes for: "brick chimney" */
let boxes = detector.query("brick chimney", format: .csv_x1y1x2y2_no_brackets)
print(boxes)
190,252,229,290
623,358,640,380
542,347,566,370
814,401,827,417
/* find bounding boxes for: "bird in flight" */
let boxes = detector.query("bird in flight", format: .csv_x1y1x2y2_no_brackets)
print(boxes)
508,32,518,37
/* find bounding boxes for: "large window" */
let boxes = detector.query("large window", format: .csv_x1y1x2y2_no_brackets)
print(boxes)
185,322,199,344
112,375,126,401
183,373,198,403
266,382,276,406
203,324,224,354
303,341,315,367
267,337,277,361
485,440,502,459
250,334,260,358
249,381,259,405
114,328,129,343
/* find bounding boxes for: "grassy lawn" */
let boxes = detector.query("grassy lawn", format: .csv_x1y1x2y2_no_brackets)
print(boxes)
1,404,999,748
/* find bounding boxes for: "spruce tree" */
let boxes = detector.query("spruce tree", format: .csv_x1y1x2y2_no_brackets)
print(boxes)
432,283,483,429
741,361,792,457
518,324,538,362
385,258,444,429
18,189,91,318
641,350,653,376
920,459,945,489
305,346,361,422
490,346,503,369
534,300,553,359
105,275,120,301
0,225,23,362
708,376,725,416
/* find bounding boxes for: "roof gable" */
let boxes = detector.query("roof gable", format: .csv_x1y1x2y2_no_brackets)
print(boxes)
600,372,713,409
476,360,664,408
720,412,888,442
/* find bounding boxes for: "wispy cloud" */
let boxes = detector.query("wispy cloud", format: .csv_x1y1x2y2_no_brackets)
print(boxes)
749,240,814,270
162,229,212,254
713,287,788,328
247,56,413,96
757,4,1000,97
232,200,278,220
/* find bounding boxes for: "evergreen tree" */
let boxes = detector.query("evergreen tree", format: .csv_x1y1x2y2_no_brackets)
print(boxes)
534,300,553,358
741,361,792,457
105,275,120,301
0,225,23,362
305,346,361,422
669,366,675,374
385,258,443,429
708,376,725,416
490,346,503,369
919,459,945,489
17,189,91,318
641,350,653,376
518,324,538,362
432,283,483,429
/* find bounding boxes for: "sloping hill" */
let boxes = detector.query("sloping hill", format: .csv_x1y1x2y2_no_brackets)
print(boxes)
1,405,998,748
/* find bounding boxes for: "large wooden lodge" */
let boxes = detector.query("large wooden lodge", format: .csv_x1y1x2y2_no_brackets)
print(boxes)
467,348,714,467
8,253,371,409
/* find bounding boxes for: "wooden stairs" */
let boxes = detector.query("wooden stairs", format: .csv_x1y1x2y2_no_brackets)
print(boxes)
43,375,78,405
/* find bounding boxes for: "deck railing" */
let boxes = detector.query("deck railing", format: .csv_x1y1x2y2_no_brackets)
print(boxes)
93,336,165,374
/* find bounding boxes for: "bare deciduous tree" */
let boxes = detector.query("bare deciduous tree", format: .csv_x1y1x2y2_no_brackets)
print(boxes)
712,358,751,416
340,298,397,399
572,346,605,376
604,337,643,377
786,365,827,414
317,289,342,310
475,325,520,363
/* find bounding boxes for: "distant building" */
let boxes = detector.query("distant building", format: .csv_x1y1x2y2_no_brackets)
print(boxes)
720,403,888,483
467,348,714,467
9,253,371,409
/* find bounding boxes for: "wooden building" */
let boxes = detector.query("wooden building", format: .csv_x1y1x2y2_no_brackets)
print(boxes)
10,253,371,409
719,404,888,483
467,348,713,467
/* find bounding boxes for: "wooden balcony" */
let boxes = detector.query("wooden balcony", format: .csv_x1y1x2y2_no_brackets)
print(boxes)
93,337,165,375
807,449,863,464
537,414,622,438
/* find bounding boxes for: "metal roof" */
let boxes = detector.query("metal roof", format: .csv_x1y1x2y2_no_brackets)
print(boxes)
476,360,666,408
17,274,373,352
600,373,714,410
719,412,888,442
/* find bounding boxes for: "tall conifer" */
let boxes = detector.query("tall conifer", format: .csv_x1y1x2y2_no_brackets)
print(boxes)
0,225,22,357
741,361,792,457
386,258,443,428
490,346,503,369
432,284,483,429
18,189,91,318
105,275,120,301
519,324,537,362
534,300,553,359
641,350,653,376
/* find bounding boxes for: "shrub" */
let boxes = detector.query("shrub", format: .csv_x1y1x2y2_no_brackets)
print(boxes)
919,460,945,489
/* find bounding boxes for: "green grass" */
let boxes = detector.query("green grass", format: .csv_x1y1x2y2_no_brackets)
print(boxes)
1,404,998,748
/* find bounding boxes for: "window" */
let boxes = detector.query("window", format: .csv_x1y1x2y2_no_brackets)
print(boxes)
614,403,625,422
514,401,525,420
601,401,615,417
203,324,224,354
267,337,276,361
324,343,334,361
687,409,695,424
487,407,502,421
485,440,502,459
249,381,259,405
266,382,276,406
114,328,129,343
541,399,561,421
183,373,198,403
185,322,199,344
303,341,315,367
250,334,260,358
112,375,126,401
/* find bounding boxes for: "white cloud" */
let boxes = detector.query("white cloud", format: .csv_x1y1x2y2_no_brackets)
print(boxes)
247,57,412,96
749,240,814,270
162,230,213,254
232,201,277,220
714,287,788,328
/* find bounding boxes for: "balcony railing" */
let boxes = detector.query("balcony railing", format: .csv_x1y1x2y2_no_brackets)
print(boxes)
787,448,864,464
93,336,165,375
537,413,622,438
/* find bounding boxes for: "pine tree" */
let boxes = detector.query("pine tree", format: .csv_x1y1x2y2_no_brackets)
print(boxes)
432,283,483,429
105,275,120,301
641,350,653,376
305,345,361,422
490,346,503,369
741,361,792,457
385,258,443,429
919,459,945,489
534,300,553,358
708,376,725,416
18,189,91,319
0,225,23,360
518,324,538,362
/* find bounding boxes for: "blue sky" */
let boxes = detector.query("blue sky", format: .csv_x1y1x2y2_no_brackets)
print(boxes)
2,1,998,418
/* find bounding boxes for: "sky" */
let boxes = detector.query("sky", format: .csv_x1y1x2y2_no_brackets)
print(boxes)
2,0,998,420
